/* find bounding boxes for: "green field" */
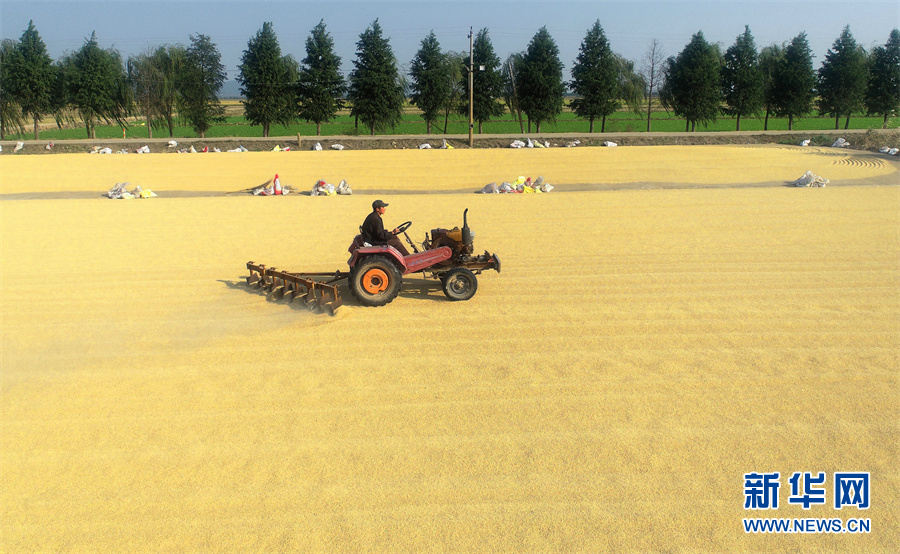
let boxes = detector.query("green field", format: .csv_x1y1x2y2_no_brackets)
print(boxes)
7,108,898,141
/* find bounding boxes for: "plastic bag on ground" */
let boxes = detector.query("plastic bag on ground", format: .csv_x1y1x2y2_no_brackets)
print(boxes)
441,139,454,149
790,170,828,187
510,140,525,148
800,139,811,146
479,182,499,194
336,179,353,195
14,141,24,152
311,179,336,196
831,137,850,148
603,141,618,147
107,182,129,198
331,144,345,150
313,142,323,151
418,143,432,149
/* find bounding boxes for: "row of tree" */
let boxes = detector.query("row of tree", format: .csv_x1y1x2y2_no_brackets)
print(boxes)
660,26,900,131
0,22,228,139
1,20,898,140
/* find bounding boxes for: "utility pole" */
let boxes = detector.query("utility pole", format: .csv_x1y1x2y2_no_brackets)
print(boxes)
468,27,474,148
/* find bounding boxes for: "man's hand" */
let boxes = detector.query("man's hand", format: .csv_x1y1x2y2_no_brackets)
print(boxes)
391,228,399,234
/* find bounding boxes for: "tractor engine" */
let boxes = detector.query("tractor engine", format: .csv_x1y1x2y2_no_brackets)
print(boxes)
425,210,475,262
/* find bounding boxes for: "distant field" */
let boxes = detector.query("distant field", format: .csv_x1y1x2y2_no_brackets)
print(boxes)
7,105,898,141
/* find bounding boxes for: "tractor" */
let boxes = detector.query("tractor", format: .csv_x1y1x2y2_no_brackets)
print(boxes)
246,209,500,314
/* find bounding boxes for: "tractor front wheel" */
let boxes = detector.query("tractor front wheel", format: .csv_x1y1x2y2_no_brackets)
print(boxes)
441,268,478,301
351,255,402,307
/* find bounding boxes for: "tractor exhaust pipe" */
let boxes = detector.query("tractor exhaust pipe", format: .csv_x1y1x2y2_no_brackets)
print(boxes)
462,208,473,249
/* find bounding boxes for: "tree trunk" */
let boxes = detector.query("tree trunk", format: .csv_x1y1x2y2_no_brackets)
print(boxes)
691,121,696,132
685,120,689,132
426,120,431,134
884,113,889,129
200,130,206,139
536,121,541,133
478,121,482,134
589,117,594,133
834,114,840,130
646,95,652,132
788,114,793,130
528,119,532,133
601,115,606,133
764,108,769,131
147,118,153,139
844,113,850,129
263,123,270,138
443,106,450,134
370,124,375,136
736,113,741,131
167,116,174,137
317,121,322,135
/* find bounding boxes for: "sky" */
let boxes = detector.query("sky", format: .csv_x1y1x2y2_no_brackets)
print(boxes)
2,0,898,83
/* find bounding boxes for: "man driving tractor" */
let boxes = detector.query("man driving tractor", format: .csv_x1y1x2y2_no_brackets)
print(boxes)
361,199,409,256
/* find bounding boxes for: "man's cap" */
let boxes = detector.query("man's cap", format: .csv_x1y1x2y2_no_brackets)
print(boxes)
372,199,389,209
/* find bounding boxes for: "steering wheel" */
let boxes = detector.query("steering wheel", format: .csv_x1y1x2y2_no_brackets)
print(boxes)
394,221,413,234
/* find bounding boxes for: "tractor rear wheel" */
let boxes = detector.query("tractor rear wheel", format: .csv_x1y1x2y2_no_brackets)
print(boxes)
441,268,478,301
350,255,402,307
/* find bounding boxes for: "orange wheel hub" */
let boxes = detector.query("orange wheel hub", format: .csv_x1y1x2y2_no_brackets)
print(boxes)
361,268,389,294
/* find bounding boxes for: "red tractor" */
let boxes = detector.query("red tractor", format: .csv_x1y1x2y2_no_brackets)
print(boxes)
247,209,500,313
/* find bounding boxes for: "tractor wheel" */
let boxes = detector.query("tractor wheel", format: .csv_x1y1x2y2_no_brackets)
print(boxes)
350,255,402,307
441,268,478,301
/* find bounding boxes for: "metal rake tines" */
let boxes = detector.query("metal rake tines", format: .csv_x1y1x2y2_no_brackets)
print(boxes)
245,262,343,315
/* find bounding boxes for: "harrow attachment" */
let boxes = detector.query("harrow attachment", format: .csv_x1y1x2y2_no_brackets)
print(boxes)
246,261,346,315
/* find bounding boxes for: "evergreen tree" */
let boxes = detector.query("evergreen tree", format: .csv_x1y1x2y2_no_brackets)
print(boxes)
516,27,565,133
9,21,55,139
570,21,619,133
348,20,404,135
410,31,450,134
177,34,225,138
62,32,130,138
460,28,504,133
817,26,868,129
0,39,25,139
772,32,815,130
722,26,763,131
758,44,783,130
664,31,722,131
239,22,297,137
865,29,900,128
297,20,345,136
